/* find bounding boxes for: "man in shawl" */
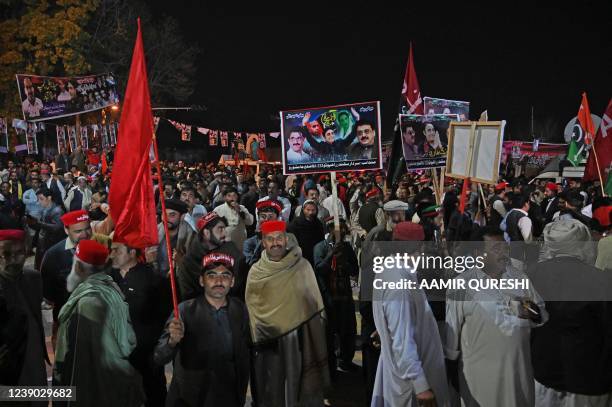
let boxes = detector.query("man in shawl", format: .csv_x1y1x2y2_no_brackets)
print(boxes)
154,253,250,406
287,199,325,267
371,222,450,407
444,227,547,407
53,240,144,407
0,229,47,391
246,220,330,407
529,219,612,406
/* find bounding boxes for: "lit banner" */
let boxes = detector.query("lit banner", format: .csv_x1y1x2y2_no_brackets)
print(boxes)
280,101,382,175
16,73,119,121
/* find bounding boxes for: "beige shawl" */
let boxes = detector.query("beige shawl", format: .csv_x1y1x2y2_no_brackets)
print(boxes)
246,244,324,344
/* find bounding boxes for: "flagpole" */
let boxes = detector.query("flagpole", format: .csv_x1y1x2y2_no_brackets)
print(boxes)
152,132,180,319
591,143,606,196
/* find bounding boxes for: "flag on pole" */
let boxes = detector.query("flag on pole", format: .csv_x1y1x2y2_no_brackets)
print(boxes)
566,138,580,167
401,43,424,115
108,18,158,248
388,43,423,187
584,98,612,182
605,171,612,197
577,92,596,146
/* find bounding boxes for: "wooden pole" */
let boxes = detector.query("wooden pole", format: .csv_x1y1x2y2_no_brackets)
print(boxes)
330,171,341,242
152,131,179,319
431,168,440,205
439,167,446,204
590,143,606,196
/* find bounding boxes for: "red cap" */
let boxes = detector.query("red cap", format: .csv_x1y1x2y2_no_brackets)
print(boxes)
418,176,431,184
593,205,612,228
197,212,220,231
75,240,109,266
260,220,286,235
0,229,26,241
495,182,509,192
366,189,379,199
41,169,50,175
61,210,89,227
545,182,557,192
392,222,425,241
256,199,283,215
202,252,235,269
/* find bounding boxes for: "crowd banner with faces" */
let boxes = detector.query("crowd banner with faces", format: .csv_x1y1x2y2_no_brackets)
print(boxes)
68,125,78,152
15,73,120,121
280,101,382,175
0,118,8,153
400,114,458,171
423,97,470,121
12,119,27,152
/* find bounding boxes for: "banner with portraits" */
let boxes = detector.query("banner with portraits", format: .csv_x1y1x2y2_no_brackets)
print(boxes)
400,114,457,171
0,118,7,153
16,73,119,121
501,141,567,168
280,101,382,175
423,97,470,121
80,126,89,150
67,125,78,152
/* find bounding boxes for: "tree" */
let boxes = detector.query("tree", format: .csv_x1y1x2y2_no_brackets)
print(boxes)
0,0,199,117
0,0,98,117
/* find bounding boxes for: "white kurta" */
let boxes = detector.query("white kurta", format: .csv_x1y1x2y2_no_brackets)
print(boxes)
372,266,450,407
213,202,253,250
444,267,548,407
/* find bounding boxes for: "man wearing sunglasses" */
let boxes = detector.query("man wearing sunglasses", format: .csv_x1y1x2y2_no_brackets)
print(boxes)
154,253,250,407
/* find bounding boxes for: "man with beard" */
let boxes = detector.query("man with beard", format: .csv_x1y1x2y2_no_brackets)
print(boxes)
109,238,172,407
40,209,97,347
244,199,299,267
154,253,250,406
246,220,329,407
529,220,612,406
294,186,330,222
213,187,253,252
359,199,410,405
541,182,559,224
287,199,325,267
153,199,192,278
30,187,65,268
347,120,378,160
0,229,47,390
53,240,144,406
176,212,241,302
313,218,359,376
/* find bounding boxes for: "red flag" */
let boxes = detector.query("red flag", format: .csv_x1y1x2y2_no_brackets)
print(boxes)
577,92,596,146
108,18,158,248
401,43,424,115
459,178,470,214
101,152,108,175
584,98,612,182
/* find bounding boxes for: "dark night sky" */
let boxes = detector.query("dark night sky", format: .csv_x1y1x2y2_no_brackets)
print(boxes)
149,2,611,142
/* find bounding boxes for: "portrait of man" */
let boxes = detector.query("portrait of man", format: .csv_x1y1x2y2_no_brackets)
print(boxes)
21,77,44,119
348,120,377,160
401,123,418,160
286,127,311,164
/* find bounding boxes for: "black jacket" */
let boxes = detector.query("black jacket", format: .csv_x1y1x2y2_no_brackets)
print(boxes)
40,238,73,320
154,297,250,407
287,214,325,267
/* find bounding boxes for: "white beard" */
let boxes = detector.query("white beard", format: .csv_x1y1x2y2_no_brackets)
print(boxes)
66,262,91,293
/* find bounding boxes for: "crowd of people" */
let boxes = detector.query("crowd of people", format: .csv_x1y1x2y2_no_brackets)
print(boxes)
1,151,611,407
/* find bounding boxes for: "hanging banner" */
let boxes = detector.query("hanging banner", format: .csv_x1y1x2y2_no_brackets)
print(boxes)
12,119,27,152
67,125,78,152
501,141,567,168
15,73,119,121
280,101,382,175
220,131,228,147
400,114,457,171
197,127,210,135
0,118,8,153
423,97,470,121
80,126,89,150
56,125,67,152
180,124,191,141
209,130,218,146
109,122,117,146
258,132,266,148
26,122,38,154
